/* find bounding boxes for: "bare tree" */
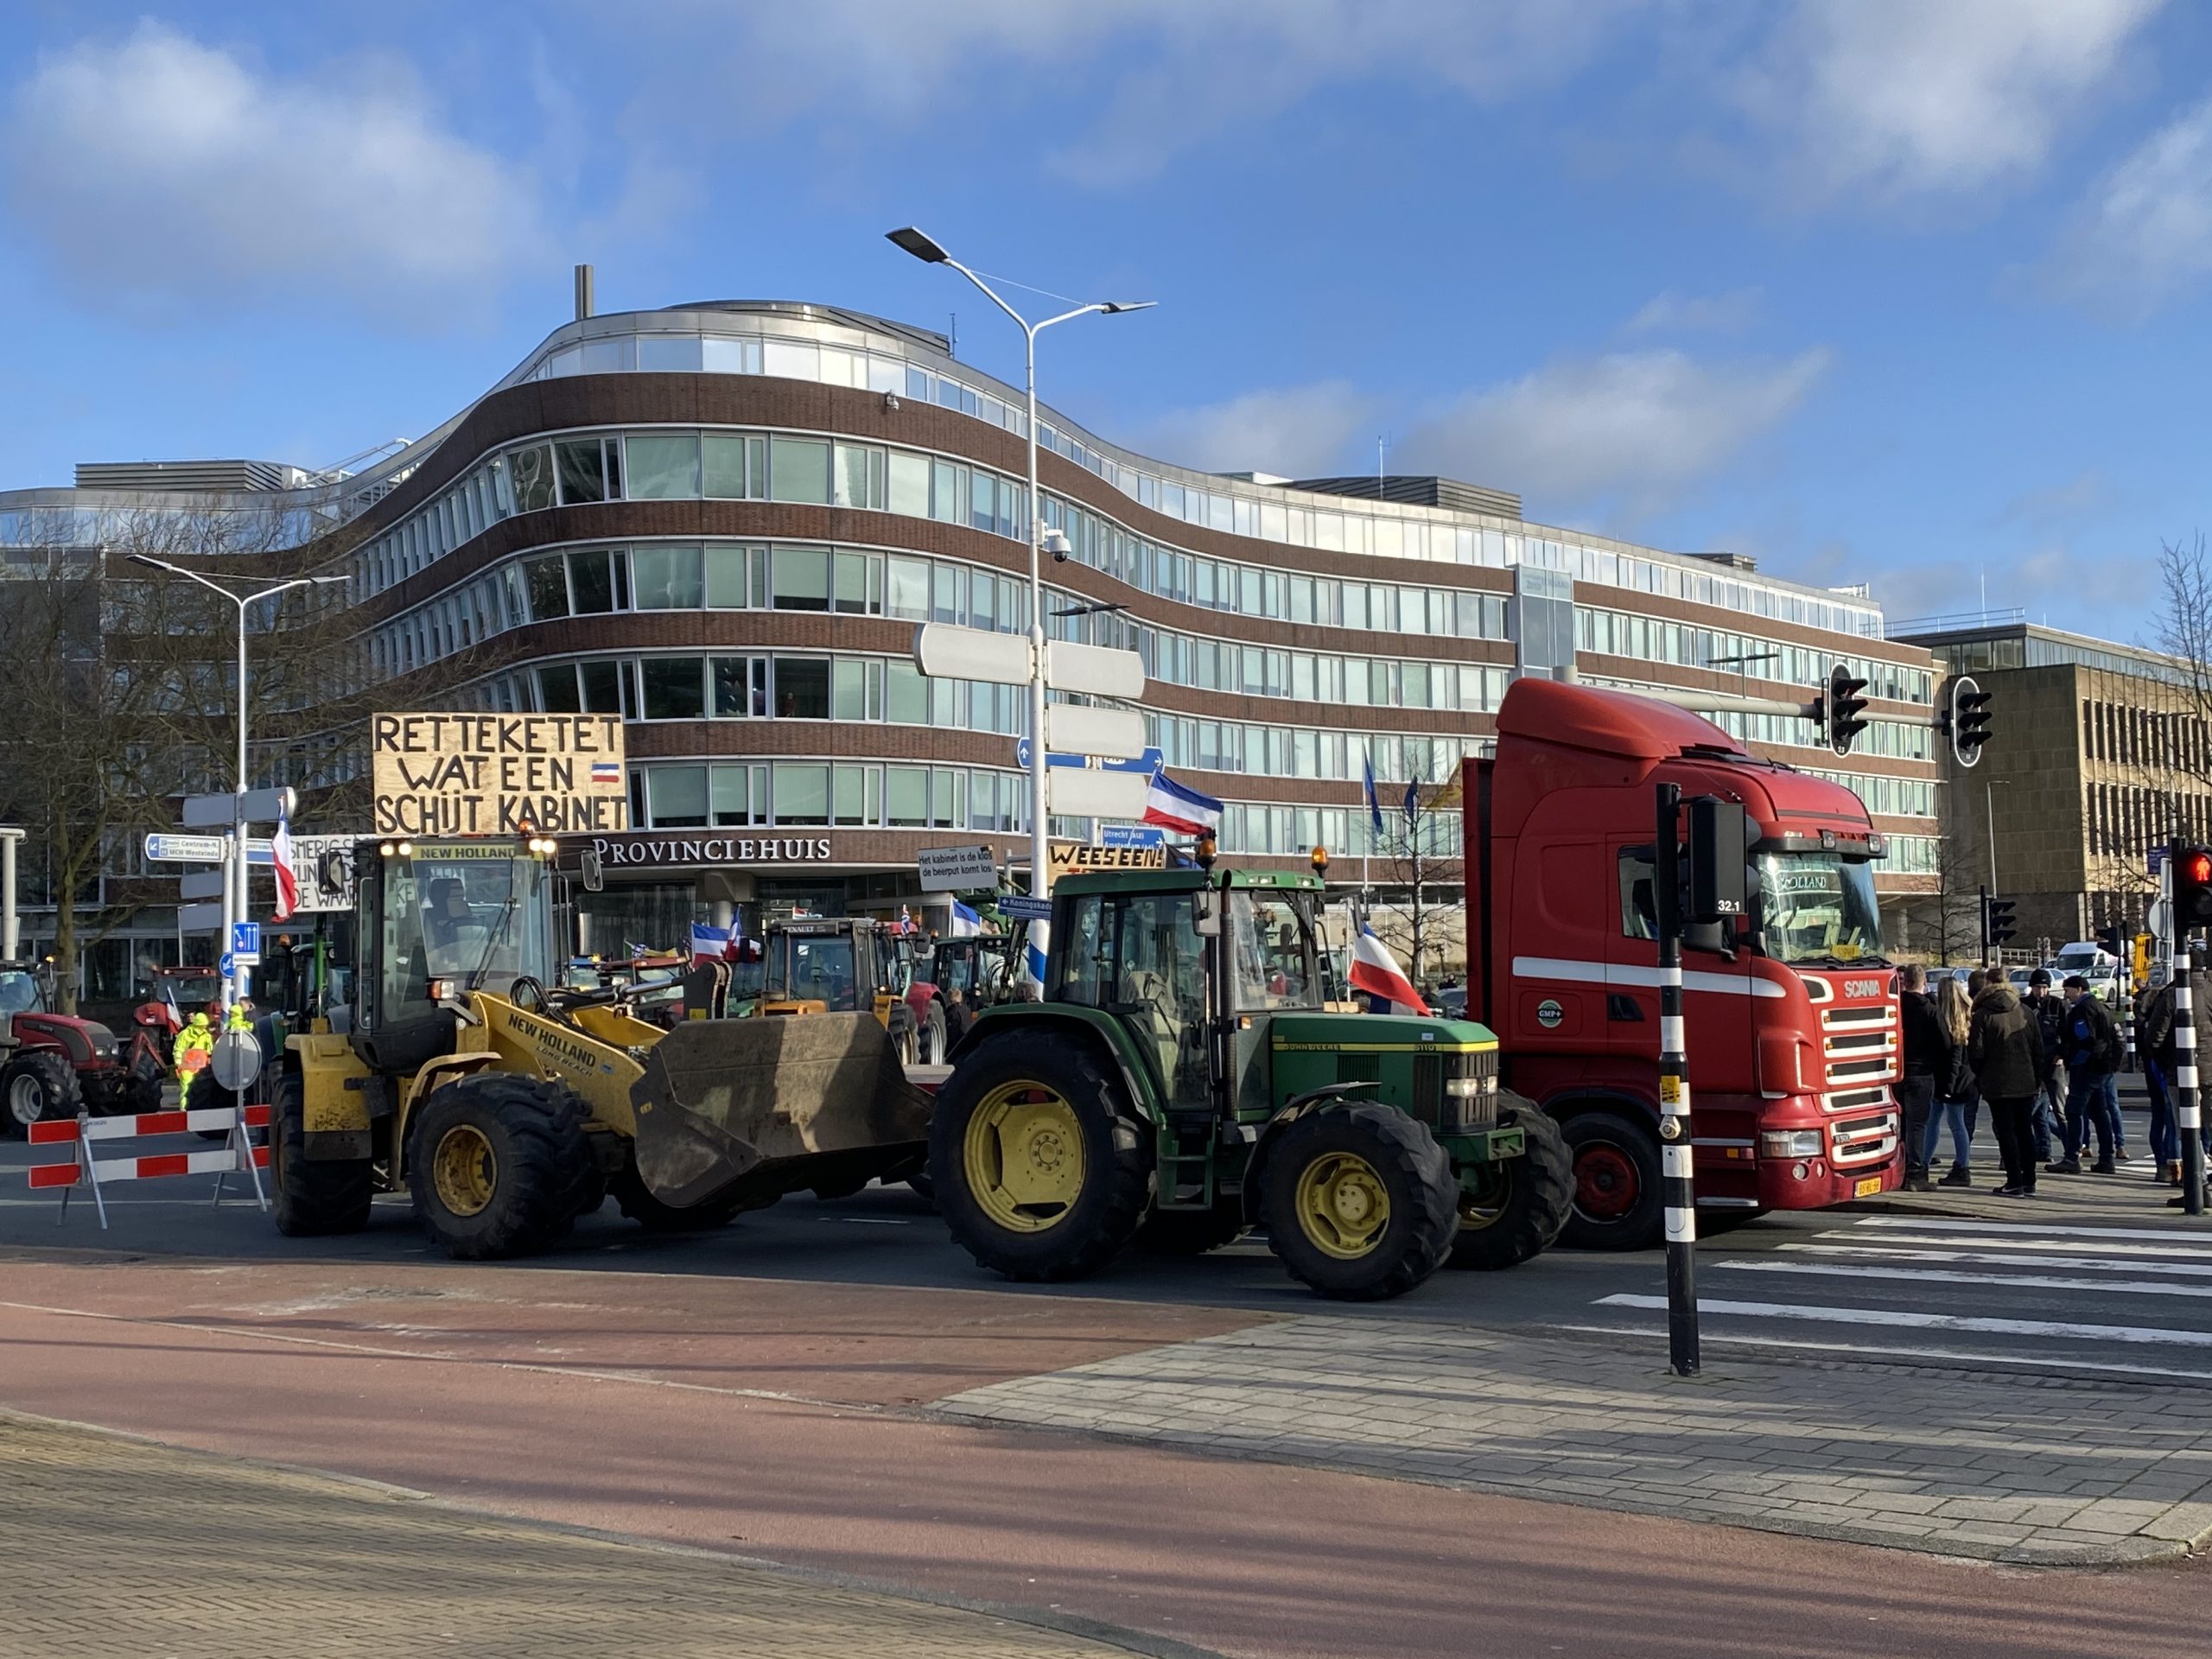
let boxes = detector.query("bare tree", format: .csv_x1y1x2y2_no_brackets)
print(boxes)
1363,779,1466,988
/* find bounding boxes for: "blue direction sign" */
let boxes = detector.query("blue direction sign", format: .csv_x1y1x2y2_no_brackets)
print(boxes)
219,951,235,978
997,894,1052,921
1014,740,1162,775
1098,823,1166,849
232,922,262,957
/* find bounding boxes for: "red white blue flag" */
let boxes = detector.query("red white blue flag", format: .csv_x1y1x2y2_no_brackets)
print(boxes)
1141,770,1223,837
1350,925,1427,1014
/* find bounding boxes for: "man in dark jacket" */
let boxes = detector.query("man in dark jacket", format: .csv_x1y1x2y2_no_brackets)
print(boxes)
2139,975,2182,1185
1969,980,2046,1197
2023,969,2067,1162
1896,965,1945,1192
2050,975,2123,1174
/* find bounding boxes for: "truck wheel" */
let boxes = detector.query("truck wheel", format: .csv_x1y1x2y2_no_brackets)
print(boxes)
929,1030,1147,1282
270,1070,373,1236
609,1160,742,1233
408,1075,597,1260
1556,1108,1665,1251
1133,1200,1248,1255
1447,1092,1573,1270
1261,1102,1457,1300
2,1052,81,1139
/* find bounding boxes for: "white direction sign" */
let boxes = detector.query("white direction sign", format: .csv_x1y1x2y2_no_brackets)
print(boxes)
1046,768,1152,820
145,833,277,864
1046,639,1146,700
1045,704,1147,760
913,623,1033,687
917,843,1001,893
181,787,297,829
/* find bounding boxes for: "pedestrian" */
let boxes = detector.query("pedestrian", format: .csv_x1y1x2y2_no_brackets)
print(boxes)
2050,974,2124,1174
172,1007,214,1108
1896,964,1945,1192
1922,976,1977,1186
2023,969,2067,1163
2138,970,2183,1186
1970,973,2047,1198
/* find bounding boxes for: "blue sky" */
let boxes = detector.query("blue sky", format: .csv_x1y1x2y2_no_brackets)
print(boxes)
3,1,2210,643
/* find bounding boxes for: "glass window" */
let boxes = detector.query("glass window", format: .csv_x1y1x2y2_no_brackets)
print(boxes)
969,470,997,533
647,765,709,827
832,659,867,721
933,562,967,626
510,444,556,513
931,459,961,524
886,556,931,620
702,336,760,374
833,765,869,825
931,767,965,829
833,550,870,614
581,337,633,374
536,664,580,712
773,657,830,720
524,555,569,620
638,335,702,372
762,339,818,382
834,444,881,509
769,437,830,505
703,434,763,499
626,434,701,499
711,656,754,717
631,544,703,610
885,661,926,723
772,545,830,611
556,438,609,505
704,543,748,607
772,762,830,825
579,660,624,715
640,658,704,721
569,550,617,614
710,764,749,826
887,450,930,517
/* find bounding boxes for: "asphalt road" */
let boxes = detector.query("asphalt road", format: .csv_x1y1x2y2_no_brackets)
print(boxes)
7,1127,2210,1382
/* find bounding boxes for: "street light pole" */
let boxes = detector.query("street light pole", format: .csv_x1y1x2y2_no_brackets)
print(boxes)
887,228,1153,944
130,556,346,1005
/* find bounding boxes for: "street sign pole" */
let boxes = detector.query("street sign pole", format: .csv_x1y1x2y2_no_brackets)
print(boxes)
1655,782,1698,1377
2176,839,2204,1218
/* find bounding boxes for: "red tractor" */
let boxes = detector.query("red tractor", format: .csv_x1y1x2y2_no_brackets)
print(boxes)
0,960,149,1137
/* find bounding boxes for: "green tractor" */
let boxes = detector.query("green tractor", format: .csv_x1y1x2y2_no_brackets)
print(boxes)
928,863,1573,1300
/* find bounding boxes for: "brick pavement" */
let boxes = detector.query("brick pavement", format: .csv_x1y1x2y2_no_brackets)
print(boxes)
935,1317,2212,1567
0,1409,1198,1659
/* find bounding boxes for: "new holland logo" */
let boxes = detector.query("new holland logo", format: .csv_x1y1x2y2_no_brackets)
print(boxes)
1843,978,1885,999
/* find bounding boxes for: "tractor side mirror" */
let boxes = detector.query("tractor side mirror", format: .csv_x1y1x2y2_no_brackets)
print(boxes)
1192,890,1221,938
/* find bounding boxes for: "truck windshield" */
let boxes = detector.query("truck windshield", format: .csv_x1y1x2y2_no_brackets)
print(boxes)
1754,852,1885,965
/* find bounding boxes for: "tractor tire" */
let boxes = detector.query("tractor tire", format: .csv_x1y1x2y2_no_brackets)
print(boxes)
1133,1200,1249,1255
408,1074,598,1260
1556,1107,1665,1251
2,1052,82,1139
890,1002,919,1068
929,1028,1148,1282
270,1070,373,1236
1447,1091,1574,1270
921,1000,949,1066
609,1160,743,1233
1261,1101,1457,1301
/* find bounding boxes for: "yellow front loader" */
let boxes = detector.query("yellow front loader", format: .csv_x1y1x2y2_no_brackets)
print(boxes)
269,836,931,1258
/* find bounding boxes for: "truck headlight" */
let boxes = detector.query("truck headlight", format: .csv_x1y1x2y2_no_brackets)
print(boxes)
1759,1129,1823,1159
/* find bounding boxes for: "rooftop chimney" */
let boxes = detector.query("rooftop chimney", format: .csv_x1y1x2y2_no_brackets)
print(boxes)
574,264,594,321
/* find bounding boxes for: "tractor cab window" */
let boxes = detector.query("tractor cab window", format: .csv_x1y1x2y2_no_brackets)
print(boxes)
770,934,861,1009
377,849,553,1019
0,969,39,1015
1230,892,1322,1012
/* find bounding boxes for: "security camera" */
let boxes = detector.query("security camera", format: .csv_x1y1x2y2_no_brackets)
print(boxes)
1043,528,1072,563
883,392,901,411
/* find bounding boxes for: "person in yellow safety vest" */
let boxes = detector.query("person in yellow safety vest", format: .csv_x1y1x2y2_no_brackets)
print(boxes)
173,1009,215,1108
226,1001,251,1034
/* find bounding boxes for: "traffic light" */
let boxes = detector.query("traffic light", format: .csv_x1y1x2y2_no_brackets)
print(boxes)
2096,922,2125,960
2176,845,2212,931
1824,662,1870,756
1986,896,2018,948
1942,674,1993,768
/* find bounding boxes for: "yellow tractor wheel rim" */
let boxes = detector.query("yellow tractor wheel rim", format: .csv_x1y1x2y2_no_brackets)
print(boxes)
963,1082,1085,1233
431,1123,498,1218
1458,1169,1508,1232
1295,1151,1392,1259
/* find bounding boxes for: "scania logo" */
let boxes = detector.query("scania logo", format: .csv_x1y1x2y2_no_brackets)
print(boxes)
1844,978,1884,999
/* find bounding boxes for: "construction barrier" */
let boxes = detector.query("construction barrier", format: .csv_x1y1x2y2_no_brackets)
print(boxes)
25,1104,270,1228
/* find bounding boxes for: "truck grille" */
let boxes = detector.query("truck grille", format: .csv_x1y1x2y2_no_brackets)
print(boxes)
1831,1112,1899,1166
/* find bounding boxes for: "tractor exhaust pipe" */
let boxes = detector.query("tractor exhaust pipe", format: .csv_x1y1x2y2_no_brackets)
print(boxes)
0,828,22,961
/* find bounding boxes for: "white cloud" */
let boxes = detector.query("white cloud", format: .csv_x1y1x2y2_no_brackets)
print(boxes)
1735,0,2165,200
1624,287,1763,334
2047,97,2212,315
1393,347,1831,517
3,22,547,317
1135,381,1370,478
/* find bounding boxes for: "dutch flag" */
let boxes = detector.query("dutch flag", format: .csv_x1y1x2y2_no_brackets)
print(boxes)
1141,770,1223,837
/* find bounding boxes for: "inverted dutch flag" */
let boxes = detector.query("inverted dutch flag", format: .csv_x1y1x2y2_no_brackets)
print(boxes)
591,760,623,785
1141,770,1224,837
949,900,982,938
1350,925,1429,1016
690,923,733,964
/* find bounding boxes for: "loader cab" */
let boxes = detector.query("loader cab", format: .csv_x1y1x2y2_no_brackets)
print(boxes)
760,919,897,1021
350,838,556,1077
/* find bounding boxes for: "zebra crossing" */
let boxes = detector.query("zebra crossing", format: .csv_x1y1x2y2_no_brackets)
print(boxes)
1567,1214,2212,1382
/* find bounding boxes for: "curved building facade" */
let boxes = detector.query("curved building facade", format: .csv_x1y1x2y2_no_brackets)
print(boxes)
3,296,1943,980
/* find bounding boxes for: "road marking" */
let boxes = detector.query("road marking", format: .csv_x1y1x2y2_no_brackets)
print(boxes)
1854,1217,2206,1243
1821,1230,2212,1262
1599,1293,2212,1345
1708,1258,2212,1300
1776,1243,2212,1277
1554,1323,2212,1383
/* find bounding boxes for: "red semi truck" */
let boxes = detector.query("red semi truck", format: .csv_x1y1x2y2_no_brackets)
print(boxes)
1462,677,1902,1249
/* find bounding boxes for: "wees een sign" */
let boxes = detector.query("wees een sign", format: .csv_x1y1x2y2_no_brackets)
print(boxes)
371,714,628,836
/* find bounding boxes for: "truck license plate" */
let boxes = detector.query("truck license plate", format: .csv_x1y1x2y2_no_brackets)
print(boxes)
1853,1175,1883,1198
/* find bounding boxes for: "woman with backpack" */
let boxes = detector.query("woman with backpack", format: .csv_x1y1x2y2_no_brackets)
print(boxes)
1921,976,1978,1186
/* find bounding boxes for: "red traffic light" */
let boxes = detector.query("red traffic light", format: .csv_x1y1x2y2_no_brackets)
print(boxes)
2190,852,2212,887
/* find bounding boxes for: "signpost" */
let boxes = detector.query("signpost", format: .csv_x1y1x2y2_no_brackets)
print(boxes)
1098,823,1166,849
370,713,628,836
918,844,1001,892
997,894,1052,921
1048,838,1167,876
1014,740,1162,775
230,922,262,966
182,787,296,830
1046,769,1150,820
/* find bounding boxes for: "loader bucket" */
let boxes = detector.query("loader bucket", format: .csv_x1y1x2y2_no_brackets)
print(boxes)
629,1012,932,1212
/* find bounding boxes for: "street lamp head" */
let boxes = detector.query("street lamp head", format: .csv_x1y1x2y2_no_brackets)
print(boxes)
886,226,950,264
1099,301,1157,315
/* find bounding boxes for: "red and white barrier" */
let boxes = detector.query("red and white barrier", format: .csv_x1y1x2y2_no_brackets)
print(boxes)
26,1104,270,1228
